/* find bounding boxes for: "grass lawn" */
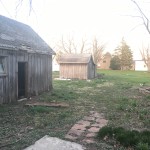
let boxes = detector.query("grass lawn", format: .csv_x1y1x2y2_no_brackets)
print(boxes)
0,69,150,150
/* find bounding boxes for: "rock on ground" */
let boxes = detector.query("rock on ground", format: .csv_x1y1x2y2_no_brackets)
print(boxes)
24,135,85,150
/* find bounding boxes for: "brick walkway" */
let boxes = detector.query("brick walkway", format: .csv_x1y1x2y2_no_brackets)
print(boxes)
65,111,108,144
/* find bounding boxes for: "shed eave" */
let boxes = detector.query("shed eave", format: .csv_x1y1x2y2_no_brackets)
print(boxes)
59,62,88,64
0,45,55,55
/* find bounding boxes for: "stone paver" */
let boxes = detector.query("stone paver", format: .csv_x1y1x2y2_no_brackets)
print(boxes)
88,127,100,133
65,111,108,144
71,124,86,131
83,138,95,144
24,136,85,150
86,133,96,138
68,129,84,136
96,118,108,125
77,120,91,127
65,135,78,140
91,123,101,127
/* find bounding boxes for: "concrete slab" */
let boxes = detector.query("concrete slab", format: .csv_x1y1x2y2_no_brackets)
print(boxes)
24,135,85,150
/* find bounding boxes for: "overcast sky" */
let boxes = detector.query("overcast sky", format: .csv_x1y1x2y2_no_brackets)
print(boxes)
0,0,150,59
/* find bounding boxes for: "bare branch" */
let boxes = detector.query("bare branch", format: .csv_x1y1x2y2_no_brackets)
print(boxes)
0,0,12,18
131,0,150,34
29,0,33,15
15,0,33,17
131,0,149,21
15,0,23,18
72,40,77,53
130,23,143,32
61,36,70,53
56,36,88,54
80,39,87,54
123,14,143,19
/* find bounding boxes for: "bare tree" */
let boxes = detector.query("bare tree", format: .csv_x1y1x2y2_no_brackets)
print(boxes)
56,36,88,54
140,46,150,71
91,38,105,65
59,36,76,54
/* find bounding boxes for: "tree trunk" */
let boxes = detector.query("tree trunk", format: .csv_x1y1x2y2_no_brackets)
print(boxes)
147,60,150,72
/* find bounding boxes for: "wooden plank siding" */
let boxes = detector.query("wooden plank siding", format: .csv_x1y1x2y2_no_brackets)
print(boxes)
60,63,88,80
0,49,52,104
87,57,96,79
59,54,96,80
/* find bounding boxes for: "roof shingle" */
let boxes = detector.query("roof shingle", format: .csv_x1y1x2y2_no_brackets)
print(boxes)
0,15,55,55
58,54,92,64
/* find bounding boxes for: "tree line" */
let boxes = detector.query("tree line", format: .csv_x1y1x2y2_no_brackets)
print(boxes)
55,36,134,71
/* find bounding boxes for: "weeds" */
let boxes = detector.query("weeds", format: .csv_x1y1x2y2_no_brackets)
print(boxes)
116,98,138,112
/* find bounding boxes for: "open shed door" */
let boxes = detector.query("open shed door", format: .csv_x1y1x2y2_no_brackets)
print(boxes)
18,62,27,99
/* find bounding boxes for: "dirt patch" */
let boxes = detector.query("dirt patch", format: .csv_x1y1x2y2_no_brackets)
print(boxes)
139,87,150,95
25,101,69,107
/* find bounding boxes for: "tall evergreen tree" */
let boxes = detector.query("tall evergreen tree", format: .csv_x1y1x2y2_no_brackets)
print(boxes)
115,39,133,70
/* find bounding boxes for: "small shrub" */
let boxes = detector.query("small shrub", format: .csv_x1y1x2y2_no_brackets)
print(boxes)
110,55,121,70
113,127,125,135
97,126,113,139
97,126,150,149
114,130,139,147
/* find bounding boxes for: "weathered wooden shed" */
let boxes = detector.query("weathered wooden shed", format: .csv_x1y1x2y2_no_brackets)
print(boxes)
58,54,96,80
0,15,55,104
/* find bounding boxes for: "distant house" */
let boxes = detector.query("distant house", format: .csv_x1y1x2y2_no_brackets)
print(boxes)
0,15,55,104
133,60,148,71
100,52,111,69
58,54,96,80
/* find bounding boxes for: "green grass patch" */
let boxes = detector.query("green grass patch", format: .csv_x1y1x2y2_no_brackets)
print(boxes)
29,106,53,113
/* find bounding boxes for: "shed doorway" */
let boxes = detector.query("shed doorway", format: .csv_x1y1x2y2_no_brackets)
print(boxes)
18,62,27,99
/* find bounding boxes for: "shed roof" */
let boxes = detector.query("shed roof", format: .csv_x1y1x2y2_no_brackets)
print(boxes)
0,15,55,55
58,54,93,64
